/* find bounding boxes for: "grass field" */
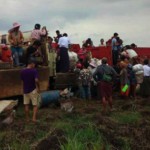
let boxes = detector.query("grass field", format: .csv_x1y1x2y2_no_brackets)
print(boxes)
0,97,150,150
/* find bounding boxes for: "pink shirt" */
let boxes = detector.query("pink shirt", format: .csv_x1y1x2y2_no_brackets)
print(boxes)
31,29,46,40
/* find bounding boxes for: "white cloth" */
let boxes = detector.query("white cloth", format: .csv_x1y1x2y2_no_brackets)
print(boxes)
126,49,138,58
133,64,144,75
58,36,71,48
68,51,78,62
143,65,150,76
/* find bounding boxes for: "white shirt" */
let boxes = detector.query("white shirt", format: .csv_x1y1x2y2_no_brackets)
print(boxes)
58,36,71,48
111,37,117,51
143,65,150,76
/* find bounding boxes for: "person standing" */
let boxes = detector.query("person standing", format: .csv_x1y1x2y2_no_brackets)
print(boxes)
119,61,130,98
54,30,62,43
21,59,40,123
58,33,71,72
31,24,48,65
8,22,24,66
93,57,117,113
78,63,92,100
140,59,150,98
111,33,119,66
99,38,105,46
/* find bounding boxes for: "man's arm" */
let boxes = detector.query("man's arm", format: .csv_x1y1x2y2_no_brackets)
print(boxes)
111,66,119,78
35,78,40,93
93,67,99,82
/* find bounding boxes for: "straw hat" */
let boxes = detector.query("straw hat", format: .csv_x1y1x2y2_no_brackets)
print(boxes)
9,22,21,32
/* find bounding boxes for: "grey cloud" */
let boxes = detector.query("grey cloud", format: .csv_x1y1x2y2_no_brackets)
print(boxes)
0,0,150,46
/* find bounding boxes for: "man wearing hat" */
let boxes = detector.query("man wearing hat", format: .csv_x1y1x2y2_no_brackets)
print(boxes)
8,22,24,66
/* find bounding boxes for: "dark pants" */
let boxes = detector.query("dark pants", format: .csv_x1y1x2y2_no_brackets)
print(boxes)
112,50,119,66
59,47,69,72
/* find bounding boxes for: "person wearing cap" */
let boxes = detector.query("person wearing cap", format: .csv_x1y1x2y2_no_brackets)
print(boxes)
8,22,24,66
93,57,117,113
20,59,40,123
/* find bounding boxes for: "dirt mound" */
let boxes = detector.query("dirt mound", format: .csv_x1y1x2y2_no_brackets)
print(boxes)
32,129,66,150
35,135,60,150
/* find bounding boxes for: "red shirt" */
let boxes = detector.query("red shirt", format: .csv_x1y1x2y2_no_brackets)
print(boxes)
1,49,12,62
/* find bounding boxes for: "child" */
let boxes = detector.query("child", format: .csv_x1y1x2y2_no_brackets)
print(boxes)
120,61,130,98
78,64,92,100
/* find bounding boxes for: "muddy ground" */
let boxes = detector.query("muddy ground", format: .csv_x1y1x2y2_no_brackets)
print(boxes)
0,96,150,150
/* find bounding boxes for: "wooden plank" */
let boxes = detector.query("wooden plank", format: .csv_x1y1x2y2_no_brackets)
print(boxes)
55,73,78,89
0,67,49,99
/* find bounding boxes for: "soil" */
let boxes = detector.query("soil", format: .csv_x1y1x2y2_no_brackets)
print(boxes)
0,97,150,150
33,129,66,150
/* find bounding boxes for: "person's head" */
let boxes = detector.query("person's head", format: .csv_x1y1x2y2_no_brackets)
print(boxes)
34,23,41,30
100,38,104,44
47,36,53,42
124,45,131,50
130,43,137,49
56,30,60,35
120,61,127,69
27,59,36,68
8,22,21,33
143,59,149,65
114,32,118,37
33,40,41,48
63,33,68,37
102,57,108,64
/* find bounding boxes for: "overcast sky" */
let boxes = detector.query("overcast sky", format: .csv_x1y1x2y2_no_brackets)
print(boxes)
0,0,149,47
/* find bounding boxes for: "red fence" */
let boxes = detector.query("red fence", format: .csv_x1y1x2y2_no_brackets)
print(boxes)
86,46,113,65
135,47,150,58
71,44,150,65
71,44,81,53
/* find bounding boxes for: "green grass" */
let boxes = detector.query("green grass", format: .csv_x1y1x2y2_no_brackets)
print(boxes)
60,123,104,150
111,112,141,124
1,98,149,150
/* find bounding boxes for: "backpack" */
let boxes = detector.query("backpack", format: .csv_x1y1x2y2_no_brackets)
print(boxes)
102,66,112,82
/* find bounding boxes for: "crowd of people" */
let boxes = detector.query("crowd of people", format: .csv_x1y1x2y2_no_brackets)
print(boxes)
0,22,150,121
